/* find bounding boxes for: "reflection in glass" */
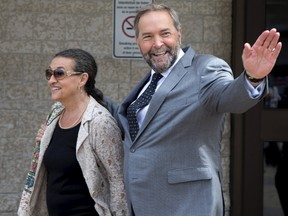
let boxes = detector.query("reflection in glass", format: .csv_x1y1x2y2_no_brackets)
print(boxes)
264,0,288,109
263,142,288,216
265,76,282,108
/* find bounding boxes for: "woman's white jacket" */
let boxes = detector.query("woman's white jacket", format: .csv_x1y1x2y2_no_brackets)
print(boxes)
18,97,129,216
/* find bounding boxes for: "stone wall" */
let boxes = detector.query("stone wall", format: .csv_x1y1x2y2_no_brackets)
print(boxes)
0,0,232,215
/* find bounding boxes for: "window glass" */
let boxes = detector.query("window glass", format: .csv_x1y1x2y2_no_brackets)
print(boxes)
264,0,288,109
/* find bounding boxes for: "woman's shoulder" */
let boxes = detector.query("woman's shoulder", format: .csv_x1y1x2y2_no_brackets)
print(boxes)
86,97,119,129
88,97,114,117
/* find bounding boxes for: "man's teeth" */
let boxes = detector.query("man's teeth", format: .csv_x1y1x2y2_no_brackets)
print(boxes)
154,52,166,55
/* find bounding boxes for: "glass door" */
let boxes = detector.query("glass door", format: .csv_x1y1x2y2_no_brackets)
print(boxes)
263,1,288,215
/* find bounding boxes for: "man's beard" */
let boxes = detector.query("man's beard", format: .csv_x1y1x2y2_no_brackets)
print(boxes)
142,41,180,73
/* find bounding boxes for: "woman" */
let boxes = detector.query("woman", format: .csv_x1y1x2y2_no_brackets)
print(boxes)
18,49,129,216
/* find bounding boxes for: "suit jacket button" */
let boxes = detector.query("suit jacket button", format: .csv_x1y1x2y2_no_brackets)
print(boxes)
130,148,135,153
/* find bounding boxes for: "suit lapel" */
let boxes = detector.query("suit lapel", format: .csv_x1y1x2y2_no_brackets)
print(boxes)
138,63,188,137
137,47,195,141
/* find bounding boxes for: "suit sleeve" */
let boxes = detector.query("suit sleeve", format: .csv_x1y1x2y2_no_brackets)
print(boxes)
198,55,267,113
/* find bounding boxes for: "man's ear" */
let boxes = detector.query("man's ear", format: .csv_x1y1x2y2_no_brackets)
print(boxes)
178,28,182,42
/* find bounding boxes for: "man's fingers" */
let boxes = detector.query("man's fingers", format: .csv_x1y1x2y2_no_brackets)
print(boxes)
270,42,282,58
253,29,270,47
253,29,280,52
268,32,281,51
262,28,277,48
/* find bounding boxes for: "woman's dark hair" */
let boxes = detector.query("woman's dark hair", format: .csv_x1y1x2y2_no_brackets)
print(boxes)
54,48,107,109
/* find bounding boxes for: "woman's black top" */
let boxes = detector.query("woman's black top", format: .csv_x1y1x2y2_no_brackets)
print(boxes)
43,122,99,216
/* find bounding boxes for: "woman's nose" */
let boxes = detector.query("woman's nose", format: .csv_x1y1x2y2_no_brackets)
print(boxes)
48,74,57,83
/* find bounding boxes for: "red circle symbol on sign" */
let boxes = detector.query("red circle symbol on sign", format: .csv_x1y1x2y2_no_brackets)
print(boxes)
122,16,135,38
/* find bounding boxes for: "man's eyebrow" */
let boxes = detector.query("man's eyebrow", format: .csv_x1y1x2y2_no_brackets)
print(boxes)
141,32,151,37
160,28,171,32
141,28,171,36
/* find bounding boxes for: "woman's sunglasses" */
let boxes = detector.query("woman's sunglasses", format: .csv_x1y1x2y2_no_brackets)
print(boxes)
45,68,82,80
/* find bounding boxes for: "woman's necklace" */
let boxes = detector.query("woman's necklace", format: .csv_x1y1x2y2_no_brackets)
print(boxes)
59,104,87,129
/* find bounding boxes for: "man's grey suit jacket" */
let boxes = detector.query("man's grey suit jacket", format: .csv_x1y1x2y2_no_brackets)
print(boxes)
118,46,267,216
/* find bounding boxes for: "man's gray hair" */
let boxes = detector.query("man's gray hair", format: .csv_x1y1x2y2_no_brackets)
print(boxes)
134,4,181,38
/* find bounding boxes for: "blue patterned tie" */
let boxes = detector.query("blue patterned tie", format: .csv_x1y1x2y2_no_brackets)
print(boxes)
127,73,163,141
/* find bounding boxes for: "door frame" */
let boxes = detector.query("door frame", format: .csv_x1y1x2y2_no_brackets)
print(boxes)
231,0,266,215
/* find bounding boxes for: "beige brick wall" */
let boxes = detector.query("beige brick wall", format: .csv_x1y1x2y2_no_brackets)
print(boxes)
0,0,232,215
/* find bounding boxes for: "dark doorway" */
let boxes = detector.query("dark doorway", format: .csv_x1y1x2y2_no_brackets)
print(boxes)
231,0,288,215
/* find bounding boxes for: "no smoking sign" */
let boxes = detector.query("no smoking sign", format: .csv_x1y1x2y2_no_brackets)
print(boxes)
113,0,152,59
122,16,135,38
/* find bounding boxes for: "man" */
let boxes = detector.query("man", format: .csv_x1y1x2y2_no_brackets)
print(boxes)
117,3,282,216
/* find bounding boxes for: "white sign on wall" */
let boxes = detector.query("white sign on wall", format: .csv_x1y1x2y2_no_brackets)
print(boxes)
113,0,153,59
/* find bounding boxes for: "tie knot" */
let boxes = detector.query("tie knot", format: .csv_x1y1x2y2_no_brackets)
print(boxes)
152,73,163,83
